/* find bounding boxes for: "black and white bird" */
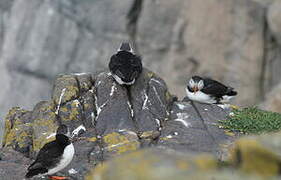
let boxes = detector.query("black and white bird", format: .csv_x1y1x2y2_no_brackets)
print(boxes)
109,42,142,85
25,125,74,180
186,76,237,104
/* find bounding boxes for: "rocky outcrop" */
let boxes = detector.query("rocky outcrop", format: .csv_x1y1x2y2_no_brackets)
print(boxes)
1,69,236,179
1,0,281,142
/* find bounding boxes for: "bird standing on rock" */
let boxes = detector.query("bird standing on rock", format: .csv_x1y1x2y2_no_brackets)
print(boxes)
186,76,237,104
25,125,74,180
109,42,142,85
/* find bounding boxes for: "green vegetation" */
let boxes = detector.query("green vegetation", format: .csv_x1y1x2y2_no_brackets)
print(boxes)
220,107,281,134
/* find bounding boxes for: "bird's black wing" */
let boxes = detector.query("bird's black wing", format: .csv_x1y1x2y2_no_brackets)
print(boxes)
201,78,230,97
28,141,64,171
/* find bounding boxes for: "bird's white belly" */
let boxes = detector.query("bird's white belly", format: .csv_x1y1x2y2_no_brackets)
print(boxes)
47,143,75,175
112,74,135,85
186,88,216,104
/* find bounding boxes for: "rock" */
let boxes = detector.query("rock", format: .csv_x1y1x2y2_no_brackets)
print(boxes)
129,69,174,133
31,101,58,152
85,148,263,180
3,107,33,157
267,1,281,46
52,75,80,105
86,148,217,180
158,101,236,159
2,69,239,178
0,148,32,180
259,83,281,113
93,72,136,135
230,132,281,177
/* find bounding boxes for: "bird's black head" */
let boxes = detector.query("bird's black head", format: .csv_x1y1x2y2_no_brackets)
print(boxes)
109,43,142,85
56,124,71,146
188,76,204,92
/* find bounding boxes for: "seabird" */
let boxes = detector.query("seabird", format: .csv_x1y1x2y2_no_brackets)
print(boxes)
186,76,237,104
109,42,142,85
25,125,75,179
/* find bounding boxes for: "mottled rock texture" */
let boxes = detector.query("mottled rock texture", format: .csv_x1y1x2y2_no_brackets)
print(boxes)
1,0,281,145
1,69,235,179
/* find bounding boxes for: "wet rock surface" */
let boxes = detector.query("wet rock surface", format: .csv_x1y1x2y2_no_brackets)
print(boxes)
1,69,237,179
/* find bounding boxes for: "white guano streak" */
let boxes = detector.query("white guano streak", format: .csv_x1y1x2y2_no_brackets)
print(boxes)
55,88,66,115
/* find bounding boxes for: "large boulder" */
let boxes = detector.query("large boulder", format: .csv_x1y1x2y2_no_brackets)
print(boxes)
2,69,236,179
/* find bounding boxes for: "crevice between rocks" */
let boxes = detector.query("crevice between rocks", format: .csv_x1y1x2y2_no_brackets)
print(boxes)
260,15,269,101
126,0,143,52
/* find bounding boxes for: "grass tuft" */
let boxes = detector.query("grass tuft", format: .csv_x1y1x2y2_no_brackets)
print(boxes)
219,107,281,134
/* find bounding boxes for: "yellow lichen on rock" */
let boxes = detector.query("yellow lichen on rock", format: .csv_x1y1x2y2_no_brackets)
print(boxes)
85,149,219,180
53,75,79,105
103,132,140,155
3,107,32,149
230,137,281,176
194,154,218,170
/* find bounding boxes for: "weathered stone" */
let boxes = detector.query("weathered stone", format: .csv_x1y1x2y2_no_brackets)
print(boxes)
1,69,242,178
59,99,84,131
101,131,140,160
0,148,32,180
158,101,236,159
31,101,58,152
94,72,136,135
52,75,79,105
80,91,95,128
267,1,281,46
130,69,174,133
260,83,281,113
75,73,93,93
2,107,33,156
230,132,281,177
85,149,215,180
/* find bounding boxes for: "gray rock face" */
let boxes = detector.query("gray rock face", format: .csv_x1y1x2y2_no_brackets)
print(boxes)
0,148,32,180
2,69,237,179
158,101,235,158
1,0,281,145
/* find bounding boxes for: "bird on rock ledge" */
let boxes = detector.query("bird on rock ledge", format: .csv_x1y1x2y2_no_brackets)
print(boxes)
25,125,75,180
109,42,142,85
186,76,238,105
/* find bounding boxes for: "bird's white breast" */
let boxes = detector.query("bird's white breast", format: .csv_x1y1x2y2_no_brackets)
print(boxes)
47,143,75,175
185,88,216,104
112,74,135,85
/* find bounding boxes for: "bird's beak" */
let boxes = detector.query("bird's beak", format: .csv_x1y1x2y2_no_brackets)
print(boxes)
192,86,199,92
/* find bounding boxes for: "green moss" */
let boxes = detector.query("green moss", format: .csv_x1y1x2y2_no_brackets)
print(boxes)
219,107,281,134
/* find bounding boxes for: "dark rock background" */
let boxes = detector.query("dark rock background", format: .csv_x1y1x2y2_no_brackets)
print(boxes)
0,0,281,152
